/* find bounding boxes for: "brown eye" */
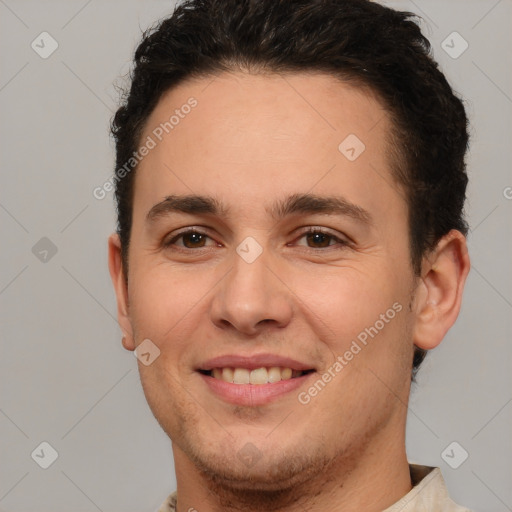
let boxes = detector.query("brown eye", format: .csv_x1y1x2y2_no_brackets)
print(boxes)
306,232,333,248
181,232,207,248
293,228,349,250
164,229,214,249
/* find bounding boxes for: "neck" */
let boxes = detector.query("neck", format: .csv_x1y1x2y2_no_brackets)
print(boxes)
171,422,411,512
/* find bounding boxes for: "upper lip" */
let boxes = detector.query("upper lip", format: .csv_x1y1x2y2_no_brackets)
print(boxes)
197,353,315,372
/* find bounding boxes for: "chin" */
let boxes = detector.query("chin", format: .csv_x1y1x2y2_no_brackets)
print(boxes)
179,440,346,511
183,432,336,491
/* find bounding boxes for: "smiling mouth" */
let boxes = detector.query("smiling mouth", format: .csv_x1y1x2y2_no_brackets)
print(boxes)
198,367,315,385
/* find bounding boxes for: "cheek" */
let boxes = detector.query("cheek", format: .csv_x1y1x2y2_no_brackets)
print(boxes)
298,268,412,415
292,262,414,394
291,264,401,346
129,262,210,338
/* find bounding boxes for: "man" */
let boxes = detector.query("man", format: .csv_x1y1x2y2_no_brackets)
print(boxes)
108,0,472,510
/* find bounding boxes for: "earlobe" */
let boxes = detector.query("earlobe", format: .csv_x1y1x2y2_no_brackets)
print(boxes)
413,230,470,351
108,233,136,351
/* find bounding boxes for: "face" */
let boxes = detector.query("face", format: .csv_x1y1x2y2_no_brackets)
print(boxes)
114,72,420,491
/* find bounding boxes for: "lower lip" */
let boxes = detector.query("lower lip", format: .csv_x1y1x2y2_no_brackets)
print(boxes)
198,372,315,406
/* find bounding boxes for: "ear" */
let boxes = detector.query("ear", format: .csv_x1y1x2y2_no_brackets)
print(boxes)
412,229,470,350
108,233,136,351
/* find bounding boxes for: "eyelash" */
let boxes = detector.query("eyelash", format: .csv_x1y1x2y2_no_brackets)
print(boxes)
163,227,351,251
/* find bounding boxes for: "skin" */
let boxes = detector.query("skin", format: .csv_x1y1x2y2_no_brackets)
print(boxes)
108,71,470,512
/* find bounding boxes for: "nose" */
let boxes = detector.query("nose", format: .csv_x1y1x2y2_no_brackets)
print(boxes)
209,246,293,336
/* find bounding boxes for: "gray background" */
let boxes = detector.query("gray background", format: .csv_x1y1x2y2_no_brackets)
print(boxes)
0,1,510,511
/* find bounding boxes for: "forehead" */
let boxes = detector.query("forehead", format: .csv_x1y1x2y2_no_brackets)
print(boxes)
133,71,403,222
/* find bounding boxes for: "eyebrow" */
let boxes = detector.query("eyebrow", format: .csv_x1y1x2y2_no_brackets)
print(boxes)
146,193,373,226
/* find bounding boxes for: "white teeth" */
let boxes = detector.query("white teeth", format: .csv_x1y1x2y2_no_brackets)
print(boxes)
210,366,301,384
222,367,234,383
233,368,250,384
249,367,268,385
281,367,292,380
268,367,282,383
